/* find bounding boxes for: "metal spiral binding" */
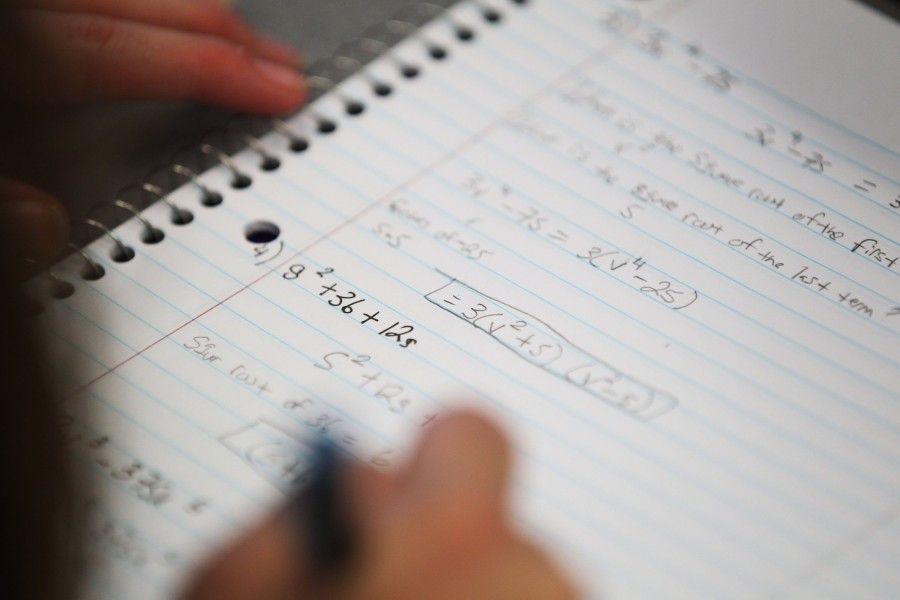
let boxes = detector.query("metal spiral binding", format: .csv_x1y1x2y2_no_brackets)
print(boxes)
330,53,394,97
265,0,528,151
354,36,422,79
25,258,76,300
170,164,224,207
141,183,194,226
301,73,348,131
243,135,282,171
31,0,529,308
66,243,105,281
272,118,310,153
82,218,135,264
112,199,166,245
200,143,253,189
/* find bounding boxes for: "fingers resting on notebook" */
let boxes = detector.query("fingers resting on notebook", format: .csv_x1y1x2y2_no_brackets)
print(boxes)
184,412,578,600
9,0,305,114
0,0,304,268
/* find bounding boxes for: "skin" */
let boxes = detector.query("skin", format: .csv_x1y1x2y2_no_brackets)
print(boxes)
184,413,577,600
1,0,306,263
0,1,578,597
10,0,306,111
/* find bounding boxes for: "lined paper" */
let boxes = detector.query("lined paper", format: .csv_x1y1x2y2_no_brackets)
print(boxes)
36,0,899,598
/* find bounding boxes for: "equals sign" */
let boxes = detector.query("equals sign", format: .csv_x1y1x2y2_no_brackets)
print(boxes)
443,294,461,306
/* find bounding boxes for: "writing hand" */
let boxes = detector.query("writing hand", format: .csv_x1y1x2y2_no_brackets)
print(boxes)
185,412,577,600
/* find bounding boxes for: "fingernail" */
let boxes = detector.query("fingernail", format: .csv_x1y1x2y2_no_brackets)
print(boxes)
254,58,305,94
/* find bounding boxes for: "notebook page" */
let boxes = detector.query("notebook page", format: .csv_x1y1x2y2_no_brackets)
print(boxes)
33,0,899,598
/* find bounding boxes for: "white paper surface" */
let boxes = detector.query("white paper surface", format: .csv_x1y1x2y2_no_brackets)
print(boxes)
37,1,900,598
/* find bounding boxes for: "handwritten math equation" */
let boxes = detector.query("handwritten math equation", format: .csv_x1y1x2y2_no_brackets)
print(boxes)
218,417,397,493
314,351,441,428
181,331,416,484
745,124,900,212
502,109,898,323
219,415,402,493
552,80,899,271
281,262,419,349
460,171,701,311
180,318,455,491
598,6,739,94
426,277,678,421
62,416,211,516
371,201,496,261
598,3,899,213
84,504,181,570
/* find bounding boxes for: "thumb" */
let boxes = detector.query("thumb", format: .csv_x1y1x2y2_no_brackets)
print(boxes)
402,410,512,511
330,411,516,600
182,509,311,600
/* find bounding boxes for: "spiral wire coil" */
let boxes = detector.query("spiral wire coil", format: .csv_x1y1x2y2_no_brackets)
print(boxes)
29,0,531,310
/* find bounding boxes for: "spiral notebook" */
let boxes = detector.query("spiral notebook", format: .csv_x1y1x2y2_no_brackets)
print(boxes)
32,0,900,598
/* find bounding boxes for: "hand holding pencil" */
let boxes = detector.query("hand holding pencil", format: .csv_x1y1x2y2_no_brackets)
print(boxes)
185,412,577,600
